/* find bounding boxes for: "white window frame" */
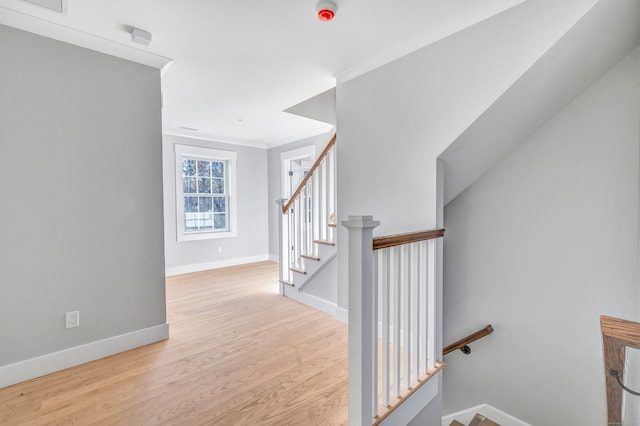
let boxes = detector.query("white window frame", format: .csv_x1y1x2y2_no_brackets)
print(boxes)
174,144,237,241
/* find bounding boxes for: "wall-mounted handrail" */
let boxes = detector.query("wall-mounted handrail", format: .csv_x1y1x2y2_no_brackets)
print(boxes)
601,315,640,424
372,229,445,251
444,325,494,356
282,133,336,214
609,370,640,396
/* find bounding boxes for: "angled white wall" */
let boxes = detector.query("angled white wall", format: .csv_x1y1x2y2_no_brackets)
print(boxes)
335,0,613,423
0,24,166,380
336,0,598,321
442,46,640,425
440,0,640,205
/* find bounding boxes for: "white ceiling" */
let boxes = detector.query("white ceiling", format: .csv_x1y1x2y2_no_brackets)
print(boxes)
0,0,526,148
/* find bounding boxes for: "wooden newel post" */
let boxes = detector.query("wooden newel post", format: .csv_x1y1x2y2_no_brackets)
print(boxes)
342,215,380,426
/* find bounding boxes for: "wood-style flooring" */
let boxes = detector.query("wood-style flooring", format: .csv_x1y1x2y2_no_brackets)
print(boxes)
0,261,348,425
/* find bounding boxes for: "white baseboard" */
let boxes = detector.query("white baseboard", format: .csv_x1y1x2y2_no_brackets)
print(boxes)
334,306,348,324
268,253,279,262
283,286,337,317
442,404,532,426
0,323,169,389
165,254,271,276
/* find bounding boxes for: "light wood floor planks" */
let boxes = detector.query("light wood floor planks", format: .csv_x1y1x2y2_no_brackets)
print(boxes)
0,261,348,425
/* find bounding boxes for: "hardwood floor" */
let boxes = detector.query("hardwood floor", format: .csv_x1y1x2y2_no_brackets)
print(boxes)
0,261,348,425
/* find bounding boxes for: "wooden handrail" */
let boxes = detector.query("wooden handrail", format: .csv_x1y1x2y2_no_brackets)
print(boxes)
282,133,336,214
601,315,640,425
372,228,445,251
443,325,493,356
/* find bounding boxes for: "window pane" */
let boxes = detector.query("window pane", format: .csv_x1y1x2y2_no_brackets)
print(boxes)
183,177,196,193
198,178,211,194
199,212,214,230
214,213,227,229
199,197,212,213
185,214,198,232
212,178,224,194
214,197,226,213
197,161,211,177
182,159,196,177
184,197,198,213
212,161,224,178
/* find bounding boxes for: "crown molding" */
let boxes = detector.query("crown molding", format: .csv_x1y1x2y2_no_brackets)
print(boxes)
0,3,172,69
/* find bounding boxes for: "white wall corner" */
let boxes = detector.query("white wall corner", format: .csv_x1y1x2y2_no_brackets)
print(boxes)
0,323,169,389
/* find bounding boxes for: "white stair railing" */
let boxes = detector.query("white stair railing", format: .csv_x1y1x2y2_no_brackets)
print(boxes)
343,216,445,425
278,134,336,286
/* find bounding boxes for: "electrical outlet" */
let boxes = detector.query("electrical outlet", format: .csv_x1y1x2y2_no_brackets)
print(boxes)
217,246,222,254
65,311,79,329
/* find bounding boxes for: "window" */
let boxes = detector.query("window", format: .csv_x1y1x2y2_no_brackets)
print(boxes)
174,144,237,241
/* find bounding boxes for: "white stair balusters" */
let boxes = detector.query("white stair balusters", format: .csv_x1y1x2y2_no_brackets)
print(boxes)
343,217,444,425
278,135,336,287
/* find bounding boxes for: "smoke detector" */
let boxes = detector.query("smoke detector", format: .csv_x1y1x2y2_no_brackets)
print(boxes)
315,1,337,21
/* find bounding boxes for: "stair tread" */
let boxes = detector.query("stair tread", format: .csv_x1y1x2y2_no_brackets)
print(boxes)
328,223,336,228
280,280,295,287
289,267,307,275
301,254,321,261
314,239,335,246
469,414,501,426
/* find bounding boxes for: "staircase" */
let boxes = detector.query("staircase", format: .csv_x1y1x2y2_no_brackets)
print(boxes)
277,134,337,314
279,134,447,425
442,404,532,426
343,217,445,425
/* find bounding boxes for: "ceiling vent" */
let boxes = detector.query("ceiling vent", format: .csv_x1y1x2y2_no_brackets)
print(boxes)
22,0,68,15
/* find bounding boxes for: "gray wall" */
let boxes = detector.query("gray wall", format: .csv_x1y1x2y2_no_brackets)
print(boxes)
442,48,640,425
0,25,166,366
267,132,332,258
163,134,269,272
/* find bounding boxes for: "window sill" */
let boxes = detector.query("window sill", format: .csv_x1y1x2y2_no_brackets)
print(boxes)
177,229,237,242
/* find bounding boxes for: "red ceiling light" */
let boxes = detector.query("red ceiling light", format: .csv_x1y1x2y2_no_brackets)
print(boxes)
316,1,337,21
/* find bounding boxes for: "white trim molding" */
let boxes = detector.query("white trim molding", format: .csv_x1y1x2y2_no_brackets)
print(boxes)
442,404,533,426
162,131,268,150
165,254,272,276
0,3,172,69
282,286,337,317
265,125,333,149
0,323,169,389
379,372,440,426
334,306,348,324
